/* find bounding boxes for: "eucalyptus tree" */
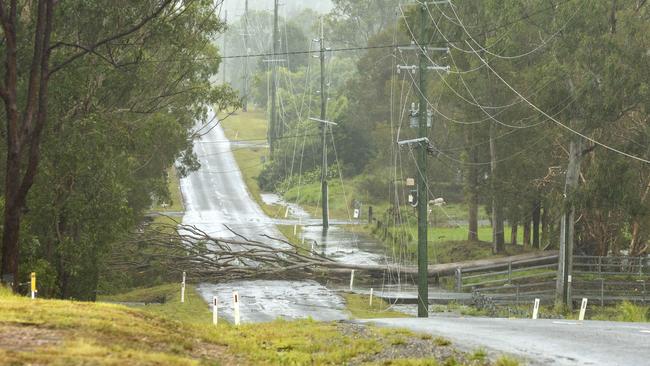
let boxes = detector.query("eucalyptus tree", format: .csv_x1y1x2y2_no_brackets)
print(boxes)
0,0,239,294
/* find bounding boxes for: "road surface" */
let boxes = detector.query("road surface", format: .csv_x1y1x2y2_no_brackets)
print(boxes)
360,317,650,365
180,110,386,322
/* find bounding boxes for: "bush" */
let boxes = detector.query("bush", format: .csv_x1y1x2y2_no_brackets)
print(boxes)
617,301,648,322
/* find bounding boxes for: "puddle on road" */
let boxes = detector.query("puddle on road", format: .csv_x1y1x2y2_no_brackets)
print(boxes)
301,225,388,266
197,280,348,323
261,193,310,220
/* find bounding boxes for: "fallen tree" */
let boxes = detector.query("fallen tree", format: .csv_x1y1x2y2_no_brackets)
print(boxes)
109,220,558,282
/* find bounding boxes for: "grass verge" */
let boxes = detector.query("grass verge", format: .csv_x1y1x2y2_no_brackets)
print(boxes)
0,285,237,365
0,283,523,365
343,293,410,319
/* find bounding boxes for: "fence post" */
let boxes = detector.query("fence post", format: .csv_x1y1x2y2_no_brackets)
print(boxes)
642,280,646,305
515,284,520,305
368,206,373,224
597,257,602,274
639,257,643,277
455,268,462,292
507,261,512,285
600,278,604,307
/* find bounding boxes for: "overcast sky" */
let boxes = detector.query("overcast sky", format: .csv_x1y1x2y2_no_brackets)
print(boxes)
219,0,333,21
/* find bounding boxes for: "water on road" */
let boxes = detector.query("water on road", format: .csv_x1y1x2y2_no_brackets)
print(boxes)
180,112,387,322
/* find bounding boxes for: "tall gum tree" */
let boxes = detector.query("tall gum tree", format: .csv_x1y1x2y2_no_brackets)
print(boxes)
0,0,236,290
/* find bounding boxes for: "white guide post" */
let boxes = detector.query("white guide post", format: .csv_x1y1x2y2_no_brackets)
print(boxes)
349,270,355,290
369,288,374,307
532,298,540,319
181,271,186,303
579,298,588,321
233,291,241,326
212,296,219,325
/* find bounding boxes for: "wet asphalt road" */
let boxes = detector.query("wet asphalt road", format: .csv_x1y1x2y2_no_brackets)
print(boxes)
180,111,386,322
360,317,650,365
181,117,279,241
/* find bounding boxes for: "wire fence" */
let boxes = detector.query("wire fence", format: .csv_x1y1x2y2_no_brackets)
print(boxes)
456,255,650,307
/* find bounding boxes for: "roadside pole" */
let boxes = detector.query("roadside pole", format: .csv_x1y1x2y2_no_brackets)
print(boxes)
318,17,329,231
396,1,449,318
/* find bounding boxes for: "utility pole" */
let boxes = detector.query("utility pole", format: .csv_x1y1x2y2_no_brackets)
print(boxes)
222,10,227,84
242,0,249,112
396,1,449,318
556,137,583,308
416,3,429,319
268,0,279,154
319,17,329,231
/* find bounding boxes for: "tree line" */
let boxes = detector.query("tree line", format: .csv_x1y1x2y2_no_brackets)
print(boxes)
0,0,238,298
231,0,650,258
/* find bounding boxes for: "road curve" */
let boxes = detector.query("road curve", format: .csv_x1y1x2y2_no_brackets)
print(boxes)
359,317,650,365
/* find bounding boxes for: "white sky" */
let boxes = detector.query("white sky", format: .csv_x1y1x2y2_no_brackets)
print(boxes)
218,0,333,20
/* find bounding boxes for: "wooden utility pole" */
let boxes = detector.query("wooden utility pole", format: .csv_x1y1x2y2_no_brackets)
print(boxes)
396,1,449,318
415,3,429,318
556,137,583,308
319,18,329,230
242,0,249,111
268,0,279,154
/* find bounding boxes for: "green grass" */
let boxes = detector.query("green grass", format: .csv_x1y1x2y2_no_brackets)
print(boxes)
277,224,307,251
1,284,530,365
0,285,235,365
470,348,488,362
284,180,365,220
357,222,537,265
589,301,649,322
99,283,212,325
343,293,411,319
495,356,521,366
221,110,268,142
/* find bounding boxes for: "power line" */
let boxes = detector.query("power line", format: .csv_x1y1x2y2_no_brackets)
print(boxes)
88,0,574,68
463,41,650,165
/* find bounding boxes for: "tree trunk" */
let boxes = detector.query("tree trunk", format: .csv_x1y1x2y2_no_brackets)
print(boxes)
465,128,479,242
468,197,479,242
489,122,505,253
1,199,21,289
511,221,518,246
532,200,541,249
523,218,531,247
629,175,650,256
0,0,55,290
